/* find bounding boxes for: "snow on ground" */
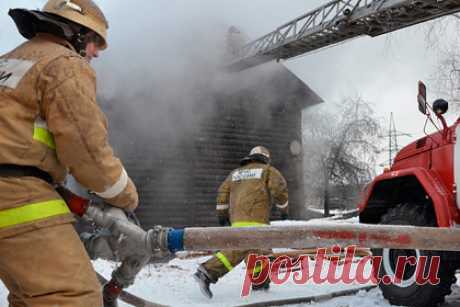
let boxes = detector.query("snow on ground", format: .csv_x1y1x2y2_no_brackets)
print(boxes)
100,255,376,307
0,254,376,307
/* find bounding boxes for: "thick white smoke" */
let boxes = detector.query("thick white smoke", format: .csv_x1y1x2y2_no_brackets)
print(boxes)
93,0,289,156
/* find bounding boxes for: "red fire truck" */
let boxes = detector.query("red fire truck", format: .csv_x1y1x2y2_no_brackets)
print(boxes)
359,82,459,306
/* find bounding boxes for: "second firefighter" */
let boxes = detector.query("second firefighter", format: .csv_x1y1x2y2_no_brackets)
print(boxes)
193,146,289,298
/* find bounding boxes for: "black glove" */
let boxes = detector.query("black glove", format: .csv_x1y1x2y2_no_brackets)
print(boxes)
280,213,289,220
218,216,230,226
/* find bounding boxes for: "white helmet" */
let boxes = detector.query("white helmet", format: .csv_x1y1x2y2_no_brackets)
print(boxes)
240,145,271,165
249,146,271,160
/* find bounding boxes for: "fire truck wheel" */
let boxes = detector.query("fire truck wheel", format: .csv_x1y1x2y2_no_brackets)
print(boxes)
371,203,456,307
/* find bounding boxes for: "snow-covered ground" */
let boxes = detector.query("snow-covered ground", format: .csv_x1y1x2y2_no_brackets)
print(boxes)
107,253,459,307
95,255,377,307
1,219,458,306
0,255,376,306
3,256,459,307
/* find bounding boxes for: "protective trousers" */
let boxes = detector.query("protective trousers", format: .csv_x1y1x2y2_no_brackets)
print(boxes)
0,223,102,307
202,249,271,282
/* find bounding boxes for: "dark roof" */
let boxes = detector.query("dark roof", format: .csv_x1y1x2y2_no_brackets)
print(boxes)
216,62,323,110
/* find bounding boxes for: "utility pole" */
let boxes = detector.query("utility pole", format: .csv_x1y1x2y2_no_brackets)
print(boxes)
380,113,411,167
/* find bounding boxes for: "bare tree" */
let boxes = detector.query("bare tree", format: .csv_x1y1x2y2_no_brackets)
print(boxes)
303,97,382,216
431,45,460,105
422,16,460,107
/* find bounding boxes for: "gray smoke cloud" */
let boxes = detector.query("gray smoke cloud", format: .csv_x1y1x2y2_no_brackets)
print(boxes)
90,1,300,224
93,0,288,157
94,1,224,151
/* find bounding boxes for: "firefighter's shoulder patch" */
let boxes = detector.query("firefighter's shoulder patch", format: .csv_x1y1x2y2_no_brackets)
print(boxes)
232,168,263,182
0,58,35,89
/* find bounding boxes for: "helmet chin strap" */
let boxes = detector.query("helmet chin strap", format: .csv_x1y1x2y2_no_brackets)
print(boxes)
71,31,88,57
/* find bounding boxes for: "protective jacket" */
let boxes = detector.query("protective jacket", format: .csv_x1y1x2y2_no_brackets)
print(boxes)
0,33,138,238
203,160,288,282
216,161,288,226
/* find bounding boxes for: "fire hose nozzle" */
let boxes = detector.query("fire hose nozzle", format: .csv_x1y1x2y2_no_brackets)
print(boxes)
84,202,183,254
146,227,184,253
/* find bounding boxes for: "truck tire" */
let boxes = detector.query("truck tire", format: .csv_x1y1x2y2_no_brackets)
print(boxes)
371,203,456,307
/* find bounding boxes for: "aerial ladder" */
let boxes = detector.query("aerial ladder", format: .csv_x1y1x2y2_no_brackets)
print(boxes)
228,0,460,72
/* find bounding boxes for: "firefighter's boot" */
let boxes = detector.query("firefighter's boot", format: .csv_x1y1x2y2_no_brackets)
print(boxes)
252,278,270,291
102,278,123,307
193,265,216,299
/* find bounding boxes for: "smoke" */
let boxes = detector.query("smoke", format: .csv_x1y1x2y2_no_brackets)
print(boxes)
94,1,220,150
93,0,288,158
89,1,300,226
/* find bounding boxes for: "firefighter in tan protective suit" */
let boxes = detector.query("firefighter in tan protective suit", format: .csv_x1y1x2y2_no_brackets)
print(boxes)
193,146,289,299
0,1,138,306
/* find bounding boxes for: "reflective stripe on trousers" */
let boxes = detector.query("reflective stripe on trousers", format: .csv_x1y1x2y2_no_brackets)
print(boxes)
215,252,233,272
0,199,70,228
231,221,267,228
215,221,268,272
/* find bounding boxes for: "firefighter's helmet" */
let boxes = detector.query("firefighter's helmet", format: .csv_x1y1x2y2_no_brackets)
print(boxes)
42,0,108,49
241,146,271,165
249,146,270,160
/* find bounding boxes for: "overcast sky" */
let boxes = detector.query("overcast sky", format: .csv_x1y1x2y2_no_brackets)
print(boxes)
1,0,458,167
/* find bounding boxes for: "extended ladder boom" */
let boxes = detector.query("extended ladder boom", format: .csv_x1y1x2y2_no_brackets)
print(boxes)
228,0,460,72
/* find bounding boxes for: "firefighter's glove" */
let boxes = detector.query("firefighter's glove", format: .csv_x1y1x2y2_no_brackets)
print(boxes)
89,206,128,229
102,279,122,307
218,216,230,226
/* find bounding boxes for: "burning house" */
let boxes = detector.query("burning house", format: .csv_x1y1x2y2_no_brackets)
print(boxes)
102,65,322,228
